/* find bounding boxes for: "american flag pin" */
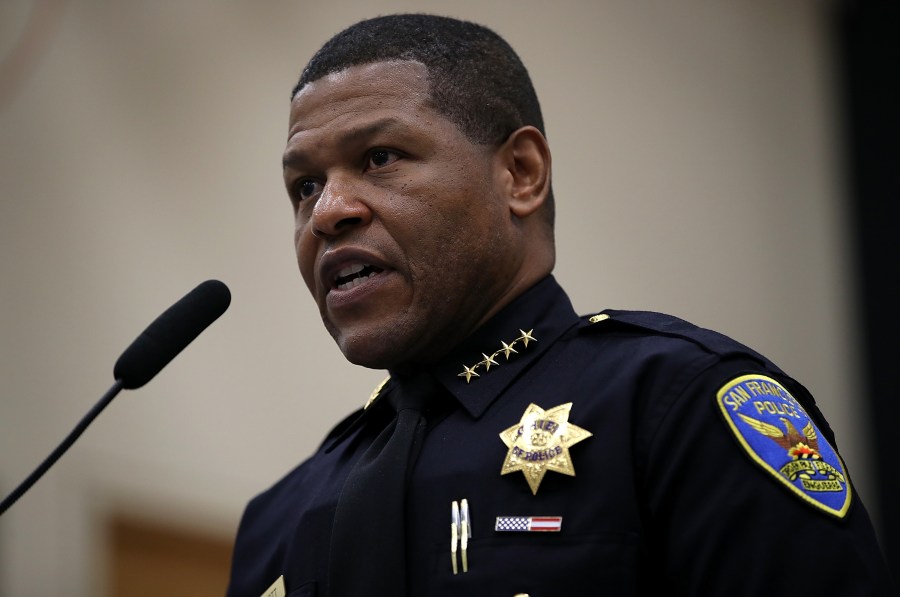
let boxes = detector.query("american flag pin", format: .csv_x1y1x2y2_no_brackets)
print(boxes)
494,515,562,532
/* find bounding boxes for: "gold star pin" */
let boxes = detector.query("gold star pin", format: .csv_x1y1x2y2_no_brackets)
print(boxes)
481,352,499,371
499,341,518,359
499,403,592,495
518,329,536,347
363,376,390,409
458,364,480,383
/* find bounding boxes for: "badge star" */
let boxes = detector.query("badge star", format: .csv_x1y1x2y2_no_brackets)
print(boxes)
458,364,480,383
518,329,536,347
499,403,592,495
481,352,499,371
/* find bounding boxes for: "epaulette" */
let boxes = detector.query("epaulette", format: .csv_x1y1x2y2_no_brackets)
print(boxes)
579,308,834,435
578,309,770,366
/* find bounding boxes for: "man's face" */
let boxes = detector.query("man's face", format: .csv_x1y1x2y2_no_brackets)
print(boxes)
284,61,525,368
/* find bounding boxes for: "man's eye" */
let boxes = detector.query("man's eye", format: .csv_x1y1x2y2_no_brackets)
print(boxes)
293,179,322,202
367,149,400,169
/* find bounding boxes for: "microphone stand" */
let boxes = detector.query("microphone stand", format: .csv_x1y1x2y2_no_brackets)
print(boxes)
0,279,230,517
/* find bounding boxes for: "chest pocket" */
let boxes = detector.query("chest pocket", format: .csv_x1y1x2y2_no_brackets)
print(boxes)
424,530,640,596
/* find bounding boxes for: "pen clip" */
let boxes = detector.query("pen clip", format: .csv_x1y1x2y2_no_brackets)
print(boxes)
451,500,460,575
460,498,470,573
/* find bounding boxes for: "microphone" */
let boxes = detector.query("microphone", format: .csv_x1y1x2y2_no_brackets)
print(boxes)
0,279,231,516
114,279,231,389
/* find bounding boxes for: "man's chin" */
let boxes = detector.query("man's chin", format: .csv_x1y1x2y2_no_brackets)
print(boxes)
332,321,449,371
332,327,408,370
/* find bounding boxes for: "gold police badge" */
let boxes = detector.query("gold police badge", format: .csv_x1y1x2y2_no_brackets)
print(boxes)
499,402,592,494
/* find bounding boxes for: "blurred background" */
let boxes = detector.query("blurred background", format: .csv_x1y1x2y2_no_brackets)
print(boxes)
1,1,896,595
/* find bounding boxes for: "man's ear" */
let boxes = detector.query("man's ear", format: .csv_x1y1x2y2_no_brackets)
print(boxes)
497,126,551,218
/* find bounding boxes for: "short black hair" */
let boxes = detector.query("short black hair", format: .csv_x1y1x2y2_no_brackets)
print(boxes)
293,14,545,147
293,14,553,226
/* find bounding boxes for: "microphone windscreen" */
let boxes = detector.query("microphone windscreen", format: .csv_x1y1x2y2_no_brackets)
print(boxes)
113,280,231,389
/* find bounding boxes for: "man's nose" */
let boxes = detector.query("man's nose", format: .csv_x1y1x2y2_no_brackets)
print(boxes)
310,178,373,238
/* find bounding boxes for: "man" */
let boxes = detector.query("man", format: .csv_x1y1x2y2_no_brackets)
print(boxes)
228,14,894,596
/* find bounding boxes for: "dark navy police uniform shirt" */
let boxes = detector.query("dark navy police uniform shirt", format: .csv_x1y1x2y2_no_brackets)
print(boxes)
228,276,894,596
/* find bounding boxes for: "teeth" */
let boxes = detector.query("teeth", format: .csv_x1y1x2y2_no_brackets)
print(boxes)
337,263,367,279
338,273,375,290
334,263,378,290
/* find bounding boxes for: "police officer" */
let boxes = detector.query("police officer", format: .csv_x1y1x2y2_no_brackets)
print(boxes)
227,14,895,596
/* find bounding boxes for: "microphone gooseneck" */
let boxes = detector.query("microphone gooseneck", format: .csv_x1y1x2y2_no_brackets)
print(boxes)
0,280,231,516
0,380,125,516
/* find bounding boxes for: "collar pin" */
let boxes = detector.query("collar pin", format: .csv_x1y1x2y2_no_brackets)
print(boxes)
457,329,537,384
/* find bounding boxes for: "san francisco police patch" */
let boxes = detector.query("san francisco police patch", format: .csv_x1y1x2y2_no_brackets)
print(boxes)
716,374,852,518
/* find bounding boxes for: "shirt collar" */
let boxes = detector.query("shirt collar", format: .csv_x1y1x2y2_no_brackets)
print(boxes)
422,275,579,419
326,276,578,452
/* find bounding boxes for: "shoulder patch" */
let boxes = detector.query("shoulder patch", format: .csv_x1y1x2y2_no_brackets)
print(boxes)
716,374,851,518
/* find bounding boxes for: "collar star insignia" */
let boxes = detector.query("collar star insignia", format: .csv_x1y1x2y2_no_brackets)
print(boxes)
458,364,480,383
363,376,390,409
499,341,518,359
457,328,536,383
518,329,536,347
499,402,592,494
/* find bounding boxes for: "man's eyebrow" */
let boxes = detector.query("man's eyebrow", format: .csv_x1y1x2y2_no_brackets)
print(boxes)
282,117,407,169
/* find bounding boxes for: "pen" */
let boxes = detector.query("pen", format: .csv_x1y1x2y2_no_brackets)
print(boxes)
451,500,460,575
460,498,470,572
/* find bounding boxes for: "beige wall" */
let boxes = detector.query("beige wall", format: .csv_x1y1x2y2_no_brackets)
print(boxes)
0,1,870,594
